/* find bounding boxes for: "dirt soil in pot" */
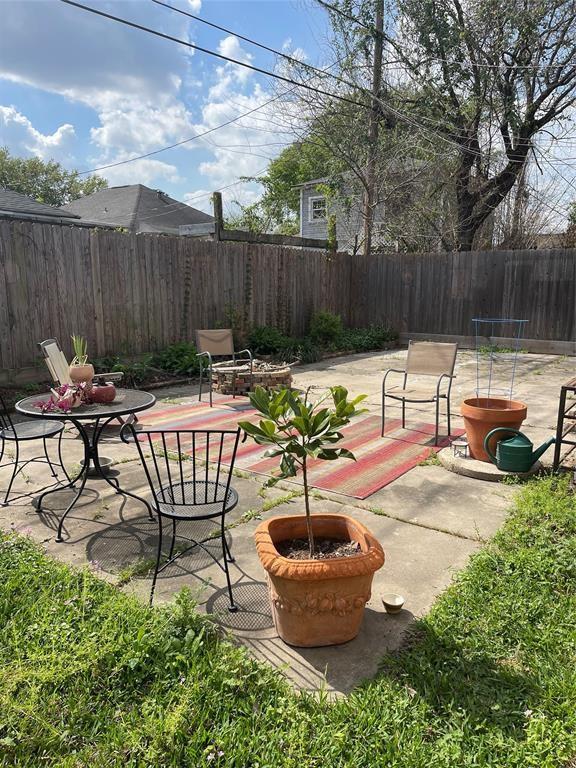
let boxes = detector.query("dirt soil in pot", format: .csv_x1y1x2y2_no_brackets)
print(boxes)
277,537,361,560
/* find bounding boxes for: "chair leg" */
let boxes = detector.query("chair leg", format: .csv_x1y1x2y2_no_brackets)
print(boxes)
198,361,204,403
208,363,213,407
150,515,164,607
43,436,58,478
434,398,440,446
446,396,452,437
224,534,235,563
381,383,386,437
221,518,237,612
3,440,19,506
169,518,177,559
57,430,72,483
402,399,406,429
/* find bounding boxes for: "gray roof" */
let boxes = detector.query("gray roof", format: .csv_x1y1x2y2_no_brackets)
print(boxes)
0,188,81,220
62,184,214,234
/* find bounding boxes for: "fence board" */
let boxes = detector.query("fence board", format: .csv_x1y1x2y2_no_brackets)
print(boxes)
0,220,573,381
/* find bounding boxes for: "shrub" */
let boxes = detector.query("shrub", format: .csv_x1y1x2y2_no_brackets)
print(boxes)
308,311,343,344
276,337,323,365
93,354,154,387
247,326,292,355
338,325,398,352
150,343,199,377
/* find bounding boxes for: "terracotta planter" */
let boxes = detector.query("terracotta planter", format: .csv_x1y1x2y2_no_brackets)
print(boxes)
461,397,528,462
91,383,116,404
255,514,385,647
69,363,94,388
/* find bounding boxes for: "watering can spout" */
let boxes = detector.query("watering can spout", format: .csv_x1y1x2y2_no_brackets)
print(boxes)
532,436,555,463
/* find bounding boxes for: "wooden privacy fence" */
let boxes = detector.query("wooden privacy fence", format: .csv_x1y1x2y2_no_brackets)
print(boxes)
0,220,574,381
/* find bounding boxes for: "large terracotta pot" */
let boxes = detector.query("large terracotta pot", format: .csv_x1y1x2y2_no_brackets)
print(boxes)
69,363,94,388
461,397,528,462
254,514,385,647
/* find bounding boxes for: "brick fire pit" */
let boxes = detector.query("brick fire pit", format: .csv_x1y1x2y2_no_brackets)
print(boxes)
211,360,292,396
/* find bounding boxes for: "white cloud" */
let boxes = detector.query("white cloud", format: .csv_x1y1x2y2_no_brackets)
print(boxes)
0,1,197,185
102,157,182,187
187,0,202,10
0,106,76,163
183,188,213,214
89,97,194,158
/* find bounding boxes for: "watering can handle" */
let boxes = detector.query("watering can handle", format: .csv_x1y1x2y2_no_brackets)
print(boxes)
483,427,523,465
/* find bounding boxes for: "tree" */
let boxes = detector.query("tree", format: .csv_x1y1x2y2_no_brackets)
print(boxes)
243,139,336,230
0,147,107,207
385,0,576,250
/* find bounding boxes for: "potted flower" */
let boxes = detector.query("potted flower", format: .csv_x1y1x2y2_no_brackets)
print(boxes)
239,386,385,648
69,335,94,388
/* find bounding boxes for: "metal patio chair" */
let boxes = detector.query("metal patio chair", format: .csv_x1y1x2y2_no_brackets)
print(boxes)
382,341,458,445
195,329,253,406
121,423,242,608
0,394,69,506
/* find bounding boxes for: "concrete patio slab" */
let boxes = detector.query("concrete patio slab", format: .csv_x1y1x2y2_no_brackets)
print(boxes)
1,348,573,694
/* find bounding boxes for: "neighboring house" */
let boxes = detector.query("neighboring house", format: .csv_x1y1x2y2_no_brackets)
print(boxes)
296,177,390,253
0,187,98,227
296,161,457,253
534,232,570,249
62,184,214,235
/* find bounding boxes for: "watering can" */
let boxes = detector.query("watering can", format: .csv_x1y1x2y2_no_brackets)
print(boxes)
483,428,555,473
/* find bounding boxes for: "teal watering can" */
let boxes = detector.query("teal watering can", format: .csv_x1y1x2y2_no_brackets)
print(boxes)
483,428,555,473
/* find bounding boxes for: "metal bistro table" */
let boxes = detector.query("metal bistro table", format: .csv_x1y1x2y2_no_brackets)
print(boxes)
16,389,156,541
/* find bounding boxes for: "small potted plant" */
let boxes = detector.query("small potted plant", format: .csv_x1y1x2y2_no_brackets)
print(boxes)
239,386,385,647
69,335,94,388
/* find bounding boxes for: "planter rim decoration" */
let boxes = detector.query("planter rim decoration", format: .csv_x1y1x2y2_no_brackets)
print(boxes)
255,513,385,647
461,396,528,462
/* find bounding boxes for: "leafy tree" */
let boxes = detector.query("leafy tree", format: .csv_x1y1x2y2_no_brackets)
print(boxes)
0,147,107,207
384,0,576,250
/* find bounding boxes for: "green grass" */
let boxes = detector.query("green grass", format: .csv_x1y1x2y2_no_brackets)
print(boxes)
0,476,575,767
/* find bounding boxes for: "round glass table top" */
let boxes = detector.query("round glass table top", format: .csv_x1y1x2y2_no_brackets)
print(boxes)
16,388,156,420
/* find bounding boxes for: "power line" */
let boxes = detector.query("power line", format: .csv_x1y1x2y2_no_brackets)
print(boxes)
77,93,288,175
60,0,369,110
315,0,574,72
315,0,375,33
152,0,376,99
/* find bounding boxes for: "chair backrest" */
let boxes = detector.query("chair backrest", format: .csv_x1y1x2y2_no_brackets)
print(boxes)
39,339,72,385
405,341,458,377
122,425,241,511
0,395,15,433
195,329,234,357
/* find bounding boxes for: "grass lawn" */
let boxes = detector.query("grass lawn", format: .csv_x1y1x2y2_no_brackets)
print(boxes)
0,476,575,767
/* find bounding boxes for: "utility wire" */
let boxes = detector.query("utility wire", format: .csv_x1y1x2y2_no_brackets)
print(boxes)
314,0,573,71
77,93,288,175
152,0,375,97
60,0,369,109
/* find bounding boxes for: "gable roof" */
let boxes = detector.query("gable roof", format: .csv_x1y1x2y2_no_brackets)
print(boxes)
62,184,214,233
0,188,82,221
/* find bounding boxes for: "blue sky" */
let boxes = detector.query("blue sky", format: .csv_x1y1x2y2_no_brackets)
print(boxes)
0,0,331,215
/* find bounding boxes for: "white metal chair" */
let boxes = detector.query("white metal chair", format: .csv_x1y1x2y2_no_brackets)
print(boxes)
38,338,129,424
195,329,252,406
382,341,458,445
38,339,123,387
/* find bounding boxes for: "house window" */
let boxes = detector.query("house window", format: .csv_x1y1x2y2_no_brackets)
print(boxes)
309,196,327,222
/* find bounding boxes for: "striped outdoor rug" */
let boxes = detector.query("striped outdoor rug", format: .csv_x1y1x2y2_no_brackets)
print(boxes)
140,394,460,499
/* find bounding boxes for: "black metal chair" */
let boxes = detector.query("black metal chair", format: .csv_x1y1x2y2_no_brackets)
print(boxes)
0,394,69,506
121,423,242,608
